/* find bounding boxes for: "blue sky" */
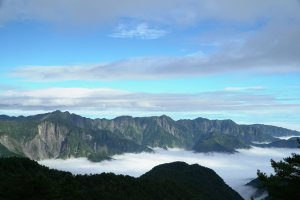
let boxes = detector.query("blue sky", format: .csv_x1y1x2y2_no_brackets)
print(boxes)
0,0,300,130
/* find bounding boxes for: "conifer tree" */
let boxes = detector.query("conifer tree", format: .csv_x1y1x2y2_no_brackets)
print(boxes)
257,139,300,199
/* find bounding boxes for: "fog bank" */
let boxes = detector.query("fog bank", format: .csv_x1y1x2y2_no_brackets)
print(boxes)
39,147,299,200
274,135,300,140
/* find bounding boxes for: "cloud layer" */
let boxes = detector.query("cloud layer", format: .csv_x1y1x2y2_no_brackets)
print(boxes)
3,0,299,80
1,0,300,26
1,87,299,114
1,87,300,131
39,147,300,200
11,22,300,80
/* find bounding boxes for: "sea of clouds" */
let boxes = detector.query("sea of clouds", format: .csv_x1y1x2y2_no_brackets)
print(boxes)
39,147,299,200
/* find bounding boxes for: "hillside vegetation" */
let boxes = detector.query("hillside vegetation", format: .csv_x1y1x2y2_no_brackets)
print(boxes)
0,157,243,200
0,111,299,161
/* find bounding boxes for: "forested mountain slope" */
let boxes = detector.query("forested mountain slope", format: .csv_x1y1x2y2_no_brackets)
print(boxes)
0,157,243,200
0,111,299,161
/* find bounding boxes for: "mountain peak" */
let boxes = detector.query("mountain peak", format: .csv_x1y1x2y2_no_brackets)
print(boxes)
33,110,74,122
158,114,173,121
1,111,299,161
52,110,70,115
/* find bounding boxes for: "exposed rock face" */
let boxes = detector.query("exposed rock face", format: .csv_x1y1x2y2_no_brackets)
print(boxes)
22,122,68,159
0,110,299,161
0,121,68,160
0,135,22,155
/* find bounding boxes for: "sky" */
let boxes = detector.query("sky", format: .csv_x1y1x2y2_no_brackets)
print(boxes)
0,0,300,130
39,147,300,200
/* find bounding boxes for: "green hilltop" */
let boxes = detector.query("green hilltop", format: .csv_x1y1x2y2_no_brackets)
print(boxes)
0,157,243,200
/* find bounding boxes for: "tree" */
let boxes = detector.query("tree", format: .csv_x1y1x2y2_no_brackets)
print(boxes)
257,139,300,199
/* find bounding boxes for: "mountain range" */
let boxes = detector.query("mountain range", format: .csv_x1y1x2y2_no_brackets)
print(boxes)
0,110,299,161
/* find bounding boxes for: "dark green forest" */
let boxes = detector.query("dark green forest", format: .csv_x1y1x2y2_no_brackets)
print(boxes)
257,154,300,199
0,157,242,200
252,139,300,200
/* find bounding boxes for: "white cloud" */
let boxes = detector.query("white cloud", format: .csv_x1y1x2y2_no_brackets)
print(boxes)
1,0,300,26
1,87,300,130
0,87,294,112
2,87,129,98
2,1,298,80
110,23,167,39
39,147,300,200
11,21,300,81
274,135,300,140
224,86,265,91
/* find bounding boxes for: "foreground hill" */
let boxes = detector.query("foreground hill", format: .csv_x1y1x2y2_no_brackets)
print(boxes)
0,111,299,161
0,157,243,200
141,162,243,200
